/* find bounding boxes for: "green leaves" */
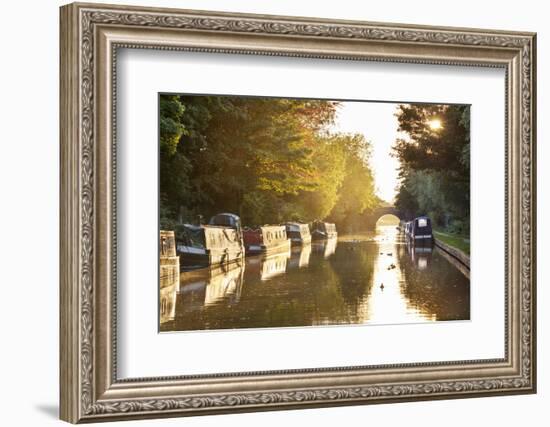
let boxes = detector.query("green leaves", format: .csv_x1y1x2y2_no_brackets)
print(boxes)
393,104,470,232
159,95,379,228
159,95,187,156
393,104,470,174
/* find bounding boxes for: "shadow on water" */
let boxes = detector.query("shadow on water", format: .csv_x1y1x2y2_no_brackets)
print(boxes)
161,225,470,332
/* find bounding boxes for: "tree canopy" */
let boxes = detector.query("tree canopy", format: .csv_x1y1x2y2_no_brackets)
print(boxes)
159,95,380,230
392,104,470,234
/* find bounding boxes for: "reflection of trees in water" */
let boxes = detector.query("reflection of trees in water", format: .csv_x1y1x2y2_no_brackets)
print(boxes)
328,241,376,319
161,263,245,332
397,245,470,321
169,245,355,330
162,232,470,332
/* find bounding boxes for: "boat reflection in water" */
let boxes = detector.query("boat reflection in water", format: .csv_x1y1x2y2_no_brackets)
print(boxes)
159,282,178,325
288,243,312,269
162,224,470,332
407,241,433,271
247,249,291,281
311,236,337,259
159,230,179,325
176,262,245,317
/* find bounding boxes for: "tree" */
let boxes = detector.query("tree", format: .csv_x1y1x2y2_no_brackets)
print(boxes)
392,104,470,233
328,134,378,229
159,95,380,230
159,95,187,156
393,104,469,175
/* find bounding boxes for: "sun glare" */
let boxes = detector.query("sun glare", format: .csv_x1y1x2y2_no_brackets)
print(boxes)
428,118,442,130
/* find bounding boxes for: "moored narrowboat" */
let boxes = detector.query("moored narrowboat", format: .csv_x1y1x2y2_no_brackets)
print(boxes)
175,213,245,269
310,220,338,240
243,225,291,256
407,216,434,245
284,222,312,246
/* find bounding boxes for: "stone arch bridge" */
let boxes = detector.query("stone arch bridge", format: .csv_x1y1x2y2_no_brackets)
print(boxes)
363,205,402,230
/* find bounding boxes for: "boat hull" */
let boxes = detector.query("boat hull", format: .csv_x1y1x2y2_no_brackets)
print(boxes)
310,221,338,241
243,225,291,256
311,230,338,241
177,245,244,268
176,223,245,269
246,238,291,256
289,235,312,246
285,222,312,246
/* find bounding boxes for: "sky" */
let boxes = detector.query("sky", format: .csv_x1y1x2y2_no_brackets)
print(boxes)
331,101,401,203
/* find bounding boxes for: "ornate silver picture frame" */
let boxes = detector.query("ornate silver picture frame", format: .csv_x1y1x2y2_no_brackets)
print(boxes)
60,2,536,423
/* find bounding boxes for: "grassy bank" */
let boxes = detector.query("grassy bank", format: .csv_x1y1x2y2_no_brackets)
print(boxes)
433,230,470,255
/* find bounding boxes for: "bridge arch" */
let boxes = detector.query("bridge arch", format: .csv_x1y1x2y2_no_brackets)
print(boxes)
376,213,400,226
363,205,401,230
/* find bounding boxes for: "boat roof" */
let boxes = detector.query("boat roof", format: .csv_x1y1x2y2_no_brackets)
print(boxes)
212,212,240,219
180,223,202,231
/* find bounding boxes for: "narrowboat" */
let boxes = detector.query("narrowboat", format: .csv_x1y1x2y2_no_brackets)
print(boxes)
242,225,291,256
310,220,338,240
175,213,245,268
284,222,312,245
407,216,434,245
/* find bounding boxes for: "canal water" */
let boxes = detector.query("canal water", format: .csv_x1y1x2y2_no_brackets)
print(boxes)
160,225,470,332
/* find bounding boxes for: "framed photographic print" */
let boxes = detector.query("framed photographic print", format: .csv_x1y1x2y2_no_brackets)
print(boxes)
60,2,537,423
